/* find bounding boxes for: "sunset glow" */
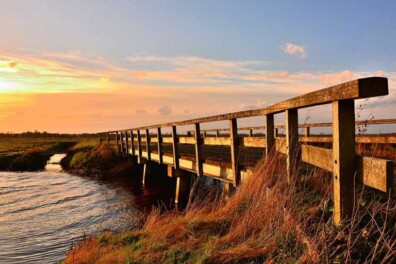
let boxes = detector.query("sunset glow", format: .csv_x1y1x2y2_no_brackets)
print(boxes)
0,1,395,133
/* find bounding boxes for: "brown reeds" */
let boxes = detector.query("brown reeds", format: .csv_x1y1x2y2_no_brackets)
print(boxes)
64,152,396,263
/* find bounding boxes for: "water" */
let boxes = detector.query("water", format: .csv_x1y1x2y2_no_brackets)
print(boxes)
0,154,140,263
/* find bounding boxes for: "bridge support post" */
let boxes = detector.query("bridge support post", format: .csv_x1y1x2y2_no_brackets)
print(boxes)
168,166,191,209
286,109,300,183
130,130,135,156
125,131,129,155
332,100,355,225
224,182,236,200
265,114,275,156
230,119,240,186
116,132,121,154
120,132,125,155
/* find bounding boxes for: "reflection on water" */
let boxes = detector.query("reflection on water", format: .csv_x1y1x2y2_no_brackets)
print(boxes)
44,153,67,172
0,154,139,263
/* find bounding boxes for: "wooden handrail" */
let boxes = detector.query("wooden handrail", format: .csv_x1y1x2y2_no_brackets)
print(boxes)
101,77,388,133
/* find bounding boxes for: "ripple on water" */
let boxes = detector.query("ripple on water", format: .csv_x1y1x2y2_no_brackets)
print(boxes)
0,158,139,264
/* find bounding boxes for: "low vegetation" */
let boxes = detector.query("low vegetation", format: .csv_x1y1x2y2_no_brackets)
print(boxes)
0,133,98,171
64,153,396,263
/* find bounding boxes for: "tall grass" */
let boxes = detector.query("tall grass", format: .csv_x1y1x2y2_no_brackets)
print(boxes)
64,152,395,263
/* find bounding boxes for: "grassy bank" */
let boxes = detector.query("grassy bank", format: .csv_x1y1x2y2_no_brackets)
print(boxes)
64,154,396,263
0,135,98,171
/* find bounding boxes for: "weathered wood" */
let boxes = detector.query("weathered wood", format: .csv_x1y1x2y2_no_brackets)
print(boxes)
183,118,396,135
125,130,129,154
357,156,393,193
145,129,151,161
137,130,142,162
333,100,356,225
286,109,299,182
157,128,163,164
304,127,310,137
130,130,135,155
302,145,393,193
172,126,179,169
104,78,387,133
194,123,203,176
230,119,240,186
116,132,120,154
265,114,275,155
301,145,333,171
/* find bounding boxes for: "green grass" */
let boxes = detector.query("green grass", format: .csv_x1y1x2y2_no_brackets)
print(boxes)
0,135,98,171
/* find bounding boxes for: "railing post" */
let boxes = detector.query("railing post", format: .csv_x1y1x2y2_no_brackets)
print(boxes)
121,132,126,155
194,123,203,176
304,127,310,137
125,130,129,155
230,119,240,186
332,100,355,225
145,129,151,161
172,126,179,169
274,128,279,137
157,128,163,164
216,130,220,137
249,129,253,137
116,132,120,154
137,130,142,163
286,109,300,183
130,130,135,156
265,114,275,156
203,131,207,138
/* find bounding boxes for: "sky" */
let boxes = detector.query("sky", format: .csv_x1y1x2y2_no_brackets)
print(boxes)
0,0,395,133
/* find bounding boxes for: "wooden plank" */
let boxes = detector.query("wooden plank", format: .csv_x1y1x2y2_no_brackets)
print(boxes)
172,126,179,169
357,157,394,193
276,138,287,154
145,129,151,161
230,119,240,186
157,128,163,164
301,145,332,171
286,109,299,182
104,77,388,133
301,145,393,194
333,100,355,225
137,130,142,162
265,114,275,155
194,123,203,176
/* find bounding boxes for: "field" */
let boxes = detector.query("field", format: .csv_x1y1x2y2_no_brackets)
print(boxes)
0,135,98,155
0,134,99,171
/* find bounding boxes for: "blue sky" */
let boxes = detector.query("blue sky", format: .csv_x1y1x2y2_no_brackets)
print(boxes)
0,0,395,132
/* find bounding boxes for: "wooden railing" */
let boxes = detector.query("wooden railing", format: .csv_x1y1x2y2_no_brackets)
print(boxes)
99,77,394,225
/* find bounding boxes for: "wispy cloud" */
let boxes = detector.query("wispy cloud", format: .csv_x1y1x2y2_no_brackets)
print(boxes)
0,50,394,132
281,43,307,58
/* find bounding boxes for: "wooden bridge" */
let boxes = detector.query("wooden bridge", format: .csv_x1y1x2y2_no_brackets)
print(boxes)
99,77,395,225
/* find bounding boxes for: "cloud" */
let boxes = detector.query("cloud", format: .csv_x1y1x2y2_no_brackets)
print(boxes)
157,105,172,115
135,109,147,115
281,43,307,58
320,70,356,85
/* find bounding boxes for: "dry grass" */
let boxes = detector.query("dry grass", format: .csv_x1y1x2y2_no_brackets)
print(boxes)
64,153,396,263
